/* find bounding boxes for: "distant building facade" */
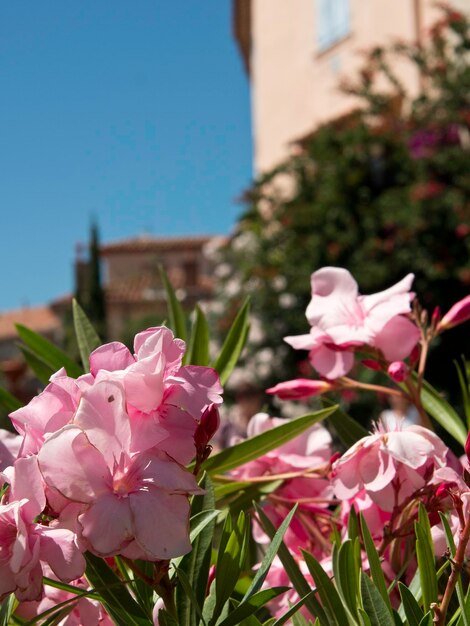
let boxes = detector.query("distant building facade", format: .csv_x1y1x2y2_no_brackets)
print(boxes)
0,234,224,401
99,234,223,339
233,0,470,174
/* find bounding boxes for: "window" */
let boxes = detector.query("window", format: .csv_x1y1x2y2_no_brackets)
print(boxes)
317,0,350,51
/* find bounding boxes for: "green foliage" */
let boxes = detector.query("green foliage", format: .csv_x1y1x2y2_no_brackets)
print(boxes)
214,8,470,409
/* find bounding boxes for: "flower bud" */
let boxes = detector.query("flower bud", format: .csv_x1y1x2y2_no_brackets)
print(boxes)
266,378,334,400
438,295,470,332
387,361,409,383
194,404,220,449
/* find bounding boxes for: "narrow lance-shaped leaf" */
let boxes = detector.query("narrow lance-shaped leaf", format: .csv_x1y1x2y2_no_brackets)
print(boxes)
415,519,438,612
334,539,360,621
416,376,467,446
398,582,424,626
322,398,368,447
302,550,350,626
360,573,395,626
0,387,22,413
212,297,250,385
255,504,328,624
72,299,101,372
16,324,82,378
159,265,188,341
175,474,215,626
242,506,298,602
185,304,210,366
439,511,470,626
19,345,56,385
218,588,290,626
360,513,393,613
84,552,151,626
202,405,337,475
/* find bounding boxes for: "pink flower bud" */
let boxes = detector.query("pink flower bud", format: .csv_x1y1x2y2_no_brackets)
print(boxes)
435,481,457,499
438,295,470,331
194,404,220,448
361,359,382,371
409,344,420,366
266,378,334,400
431,306,441,327
387,361,409,382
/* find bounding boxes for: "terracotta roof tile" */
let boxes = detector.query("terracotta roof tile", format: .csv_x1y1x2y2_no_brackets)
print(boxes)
0,306,61,340
101,234,221,255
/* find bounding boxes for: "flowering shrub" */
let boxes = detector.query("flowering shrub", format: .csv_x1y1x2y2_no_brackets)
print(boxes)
0,267,469,625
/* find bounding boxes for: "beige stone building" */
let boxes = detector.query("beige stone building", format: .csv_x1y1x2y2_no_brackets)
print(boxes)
99,234,222,339
234,0,470,174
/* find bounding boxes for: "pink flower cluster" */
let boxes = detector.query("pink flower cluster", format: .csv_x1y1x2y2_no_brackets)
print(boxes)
284,267,420,379
0,326,222,602
242,416,462,620
232,414,334,621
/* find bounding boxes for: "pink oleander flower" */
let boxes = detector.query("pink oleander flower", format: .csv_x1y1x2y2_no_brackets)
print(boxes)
0,429,21,470
340,489,391,541
89,326,223,464
438,295,470,331
266,378,334,400
10,370,81,458
0,456,85,602
16,566,113,626
233,414,334,559
10,326,222,467
332,420,448,511
38,380,204,560
285,267,420,379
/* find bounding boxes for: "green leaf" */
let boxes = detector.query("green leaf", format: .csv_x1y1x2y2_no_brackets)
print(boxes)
158,611,179,626
174,567,207,626
19,345,56,384
185,304,210,366
360,573,395,626
360,513,392,613
16,324,82,379
176,475,215,626
0,387,22,413
72,299,102,372
214,518,245,619
271,592,317,626
219,588,290,626
347,506,360,542
243,506,297,602
335,539,360,621
322,398,368,448
84,552,151,626
203,406,338,475
358,608,372,626
302,550,350,626
159,265,187,341
0,594,17,626
415,516,438,612
398,583,424,626
212,297,250,385
454,358,470,428
418,378,467,446
255,504,328,624
418,613,433,626
439,512,469,626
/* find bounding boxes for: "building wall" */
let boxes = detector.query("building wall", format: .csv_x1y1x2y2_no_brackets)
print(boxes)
249,0,467,174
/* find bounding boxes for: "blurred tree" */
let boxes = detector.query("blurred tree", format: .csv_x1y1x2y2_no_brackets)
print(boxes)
214,6,470,418
75,220,107,341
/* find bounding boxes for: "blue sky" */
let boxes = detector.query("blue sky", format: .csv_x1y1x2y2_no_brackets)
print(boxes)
0,1,252,310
